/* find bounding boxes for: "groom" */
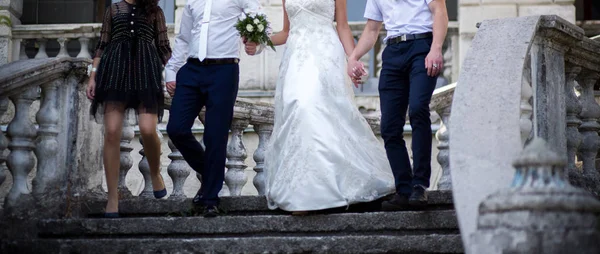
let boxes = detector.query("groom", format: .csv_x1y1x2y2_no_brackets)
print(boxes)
165,0,263,217
348,0,448,210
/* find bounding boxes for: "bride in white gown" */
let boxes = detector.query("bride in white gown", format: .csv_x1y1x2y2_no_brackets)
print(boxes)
264,0,395,213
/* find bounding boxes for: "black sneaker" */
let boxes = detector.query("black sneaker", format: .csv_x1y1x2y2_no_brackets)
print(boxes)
409,185,428,206
203,205,220,218
381,194,410,211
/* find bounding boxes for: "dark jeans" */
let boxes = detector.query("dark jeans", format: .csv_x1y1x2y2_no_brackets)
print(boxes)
166,61,239,206
379,38,438,195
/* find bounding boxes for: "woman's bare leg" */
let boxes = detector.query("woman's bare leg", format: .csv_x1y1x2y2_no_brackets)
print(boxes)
103,106,126,213
138,112,164,191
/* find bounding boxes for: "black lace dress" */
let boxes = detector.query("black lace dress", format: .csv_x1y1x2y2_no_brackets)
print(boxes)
92,0,172,122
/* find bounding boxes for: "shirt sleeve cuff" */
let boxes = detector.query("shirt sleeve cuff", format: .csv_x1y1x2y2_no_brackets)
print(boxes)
256,43,265,55
364,12,383,22
165,69,177,83
426,0,434,4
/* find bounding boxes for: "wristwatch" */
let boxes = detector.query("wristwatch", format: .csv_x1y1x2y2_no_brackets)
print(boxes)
87,64,97,76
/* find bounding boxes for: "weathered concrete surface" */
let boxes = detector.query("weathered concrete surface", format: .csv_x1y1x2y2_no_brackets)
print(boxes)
79,191,454,216
3,234,463,254
39,210,458,236
449,15,543,248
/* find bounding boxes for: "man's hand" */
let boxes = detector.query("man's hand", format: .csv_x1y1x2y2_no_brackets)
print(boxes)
243,37,259,56
425,47,443,77
166,81,176,97
347,58,367,88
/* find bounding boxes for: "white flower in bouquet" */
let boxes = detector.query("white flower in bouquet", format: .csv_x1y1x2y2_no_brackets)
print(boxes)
246,24,254,32
253,19,260,24
258,24,265,32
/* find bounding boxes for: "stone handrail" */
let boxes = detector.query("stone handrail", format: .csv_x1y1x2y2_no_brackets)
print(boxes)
449,15,600,251
0,57,100,217
11,23,175,60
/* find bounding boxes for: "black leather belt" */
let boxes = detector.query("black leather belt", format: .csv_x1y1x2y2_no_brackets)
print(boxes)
188,58,239,65
387,32,433,45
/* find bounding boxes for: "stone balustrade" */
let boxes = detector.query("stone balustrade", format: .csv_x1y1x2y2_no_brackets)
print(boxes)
450,15,600,252
0,58,455,215
11,24,175,61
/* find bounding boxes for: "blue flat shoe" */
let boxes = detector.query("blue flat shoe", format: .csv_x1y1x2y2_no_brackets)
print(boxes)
104,212,119,218
154,188,167,199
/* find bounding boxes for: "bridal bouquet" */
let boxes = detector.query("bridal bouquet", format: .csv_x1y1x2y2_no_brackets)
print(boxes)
235,12,276,51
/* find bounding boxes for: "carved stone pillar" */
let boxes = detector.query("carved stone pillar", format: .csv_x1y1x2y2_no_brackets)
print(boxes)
577,72,600,185
137,136,153,198
33,80,61,198
119,116,135,198
252,124,272,195
77,37,91,59
520,62,533,145
470,138,600,254
435,106,451,190
19,39,28,60
375,36,386,77
225,119,249,196
564,66,582,183
167,138,191,199
34,39,48,59
5,87,38,207
0,97,9,188
56,38,70,58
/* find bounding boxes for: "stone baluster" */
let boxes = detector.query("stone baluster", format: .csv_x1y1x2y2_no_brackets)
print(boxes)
225,119,249,196
520,63,533,145
577,72,600,182
442,40,453,83
33,80,61,198
56,38,70,58
19,40,28,60
34,39,49,59
137,136,153,198
435,106,451,190
5,87,38,207
167,139,191,199
470,138,600,253
359,52,370,77
0,98,9,187
77,37,92,59
252,124,272,195
564,66,582,180
375,42,385,77
119,115,135,198
137,128,164,198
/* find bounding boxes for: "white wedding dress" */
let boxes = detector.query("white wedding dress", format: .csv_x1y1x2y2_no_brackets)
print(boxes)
264,0,395,212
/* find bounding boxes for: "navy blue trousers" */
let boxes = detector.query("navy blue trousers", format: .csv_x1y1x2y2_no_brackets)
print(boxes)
379,38,438,195
167,61,239,206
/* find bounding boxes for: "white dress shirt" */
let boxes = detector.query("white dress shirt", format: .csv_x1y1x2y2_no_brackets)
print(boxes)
364,0,434,42
165,0,263,82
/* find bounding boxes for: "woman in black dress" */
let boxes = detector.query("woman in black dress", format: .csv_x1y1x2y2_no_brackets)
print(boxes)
86,0,172,217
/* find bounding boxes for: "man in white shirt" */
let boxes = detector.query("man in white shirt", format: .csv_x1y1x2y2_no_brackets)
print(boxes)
348,0,448,210
164,0,263,217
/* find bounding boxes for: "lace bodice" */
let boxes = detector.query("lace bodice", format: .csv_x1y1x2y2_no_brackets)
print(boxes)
285,0,335,24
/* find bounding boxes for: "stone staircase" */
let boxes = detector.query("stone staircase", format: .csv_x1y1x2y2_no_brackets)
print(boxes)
2,191,463,253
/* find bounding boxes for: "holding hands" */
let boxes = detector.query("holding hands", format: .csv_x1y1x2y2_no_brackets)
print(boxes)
347,58,367,88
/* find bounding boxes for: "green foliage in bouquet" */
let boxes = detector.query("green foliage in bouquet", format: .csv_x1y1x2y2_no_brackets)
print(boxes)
235,13,276,51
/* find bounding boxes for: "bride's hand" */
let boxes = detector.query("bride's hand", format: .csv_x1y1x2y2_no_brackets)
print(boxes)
347,59,367,87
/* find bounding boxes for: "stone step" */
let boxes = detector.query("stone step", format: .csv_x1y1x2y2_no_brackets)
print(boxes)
5,234,463,253
39,210,458,237
80,190,454,217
